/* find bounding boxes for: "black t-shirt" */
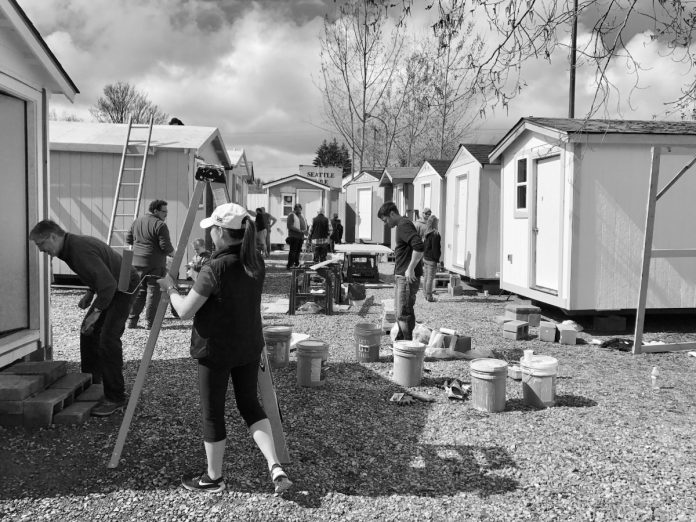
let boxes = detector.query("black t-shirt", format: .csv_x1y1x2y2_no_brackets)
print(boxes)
394,217,424,277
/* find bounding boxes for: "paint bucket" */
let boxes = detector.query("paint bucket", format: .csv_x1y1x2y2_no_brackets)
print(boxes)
392,341,426,387
470,358,508,412
354,322,382,363
262,325,292,369
521,355,558,408
296,339,329,387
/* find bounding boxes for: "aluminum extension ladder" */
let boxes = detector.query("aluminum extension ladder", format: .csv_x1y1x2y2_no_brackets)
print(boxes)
106,115,155,249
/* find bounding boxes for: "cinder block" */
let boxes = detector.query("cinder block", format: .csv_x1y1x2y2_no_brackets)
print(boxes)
527,313,541,327
0,399,24,415
51,373,92,396
449,274,461,287
53,401,98,425
0,413,23,426
593,315,627,332
0,374,44,401
76,384,104,402
1,361,67,388
460,284,478,296
539,321,558,342
495,315,513,324
505,303,541,315
453,335,471,353
448,284,464,296
557,324,577,345
23,388,73,427
503,320,529,340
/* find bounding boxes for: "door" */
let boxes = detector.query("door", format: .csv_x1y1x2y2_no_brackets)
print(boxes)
0,93,29,334
421,183,431,213
533,156,562,293
357,188,372,240
297,189,322,226
453,174,469,269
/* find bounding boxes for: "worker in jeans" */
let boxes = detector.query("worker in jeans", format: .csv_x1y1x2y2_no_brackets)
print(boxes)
377,201,424,340
285,204,307,269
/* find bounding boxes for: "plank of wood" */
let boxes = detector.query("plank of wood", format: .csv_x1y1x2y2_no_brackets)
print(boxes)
640,342,696,353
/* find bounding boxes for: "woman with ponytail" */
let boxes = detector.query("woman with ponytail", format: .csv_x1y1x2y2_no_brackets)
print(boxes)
422,215,442,302
158,203,291,495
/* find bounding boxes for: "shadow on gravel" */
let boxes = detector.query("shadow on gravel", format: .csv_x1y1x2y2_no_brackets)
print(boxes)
0,359,519,506
504,395,597,412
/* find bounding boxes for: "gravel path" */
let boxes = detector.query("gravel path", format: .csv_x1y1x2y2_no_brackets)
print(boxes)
2,262,696,521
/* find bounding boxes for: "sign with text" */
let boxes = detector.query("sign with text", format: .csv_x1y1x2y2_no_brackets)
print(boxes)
298,165,342,189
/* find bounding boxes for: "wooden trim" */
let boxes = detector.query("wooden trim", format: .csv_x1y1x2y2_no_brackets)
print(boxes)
0,330,40,367
641,342,696,353
651,249,696,258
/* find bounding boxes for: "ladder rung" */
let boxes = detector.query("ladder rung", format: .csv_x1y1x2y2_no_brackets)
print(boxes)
115,214,133,218
120,182,140,186
118,198,138,201
128,139,147,143
125,153,144,157
123,167,142,171
130,124,151,128
112,229,130,233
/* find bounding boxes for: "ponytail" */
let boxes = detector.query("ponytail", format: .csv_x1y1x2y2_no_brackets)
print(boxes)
239,217,263,278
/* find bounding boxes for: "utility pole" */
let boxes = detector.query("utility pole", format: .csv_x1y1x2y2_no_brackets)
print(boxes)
568,0,578,118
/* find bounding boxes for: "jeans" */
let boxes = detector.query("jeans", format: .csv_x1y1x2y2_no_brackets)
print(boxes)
128,266,165,327
80,291,133,402
423,260,438,300
394,274,420,340
287,237,303,268
198,358,266,442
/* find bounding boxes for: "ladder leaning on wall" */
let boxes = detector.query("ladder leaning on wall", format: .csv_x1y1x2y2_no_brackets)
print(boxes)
106,115,155,249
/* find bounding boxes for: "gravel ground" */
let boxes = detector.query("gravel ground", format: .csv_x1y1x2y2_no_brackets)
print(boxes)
2,257,696,521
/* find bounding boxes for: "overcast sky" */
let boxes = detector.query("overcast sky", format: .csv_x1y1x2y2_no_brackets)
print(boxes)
20,0,694,181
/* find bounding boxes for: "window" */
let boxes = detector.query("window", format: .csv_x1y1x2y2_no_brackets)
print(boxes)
515,158,528,213
282,194,294,216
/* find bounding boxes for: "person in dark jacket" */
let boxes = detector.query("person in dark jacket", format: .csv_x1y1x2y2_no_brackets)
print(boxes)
422,215,442,302
330,213,343,252
286,203,307,269
29,220,139,417
255,208,268,257
126,199,175,329
158,203,291,496
309,208,331,262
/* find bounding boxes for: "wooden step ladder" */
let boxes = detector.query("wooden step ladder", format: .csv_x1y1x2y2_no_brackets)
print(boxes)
106,115,155,249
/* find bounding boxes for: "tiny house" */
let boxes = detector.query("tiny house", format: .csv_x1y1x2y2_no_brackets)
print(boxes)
379,166,419,247
0,0,79,366
443,144,500,280
491,116,696,312
343,169,389,244
49,122,245,279
412,159,452,221
264,174,337,246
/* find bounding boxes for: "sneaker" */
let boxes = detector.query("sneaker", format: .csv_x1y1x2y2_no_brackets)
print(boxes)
91,399,126,417
270,464,292,496
126,320,139,329
181,472,225,493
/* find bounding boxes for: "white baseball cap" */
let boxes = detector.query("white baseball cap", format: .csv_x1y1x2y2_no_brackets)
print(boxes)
199,203,254,230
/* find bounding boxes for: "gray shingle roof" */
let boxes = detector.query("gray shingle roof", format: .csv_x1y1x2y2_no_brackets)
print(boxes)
423,159,452,176
526,117,696,135
460,144,497,165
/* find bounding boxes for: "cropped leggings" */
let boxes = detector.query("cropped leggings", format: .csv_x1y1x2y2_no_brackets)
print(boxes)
198,357,267,442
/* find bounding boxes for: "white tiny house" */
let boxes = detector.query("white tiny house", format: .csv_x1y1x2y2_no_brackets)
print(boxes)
412,159,451,222
443,145,500,280
343,170,389,244
491,117,696,312
0,0,78,366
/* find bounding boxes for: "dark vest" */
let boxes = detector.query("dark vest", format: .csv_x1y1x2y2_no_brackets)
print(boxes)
310,214,330,239
192,245,265,366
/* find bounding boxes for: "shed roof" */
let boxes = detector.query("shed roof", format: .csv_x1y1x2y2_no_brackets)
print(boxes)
490,117,696,161
263,174,331,191
422,159,452,177
343,170,380,187
459,144,498,166
380,166,419,187
2,0,79,100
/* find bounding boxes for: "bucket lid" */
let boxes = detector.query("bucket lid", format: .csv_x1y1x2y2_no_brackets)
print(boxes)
470,358,508,373
354,322,381,332
296,339,328,352
521,355,558,371
263,325,292,334
393,340,425,353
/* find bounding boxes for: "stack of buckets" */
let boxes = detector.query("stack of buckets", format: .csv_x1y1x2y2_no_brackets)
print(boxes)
521,355,558,408
295,339,329,387
262,325,292,369
392,340,426,387
354,322,382,363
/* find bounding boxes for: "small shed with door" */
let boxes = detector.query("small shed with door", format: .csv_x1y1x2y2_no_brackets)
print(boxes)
49,121,244,279
443,144,500,280
0,0,79,366
490,116,696,312
412,159,452,222
343,169,389,244
264,174,336,246
379,166,419,247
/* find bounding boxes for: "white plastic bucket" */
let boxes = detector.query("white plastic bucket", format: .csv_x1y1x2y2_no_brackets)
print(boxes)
521,355,558,408
392,341,425,387
470,358,508,412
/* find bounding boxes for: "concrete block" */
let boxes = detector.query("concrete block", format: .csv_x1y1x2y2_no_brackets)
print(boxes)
449,274,461,287
51,373,92,396
505,303,541,315
593,315,627,332
495,315,513,324
0,413,23,426
503,320,529,340
448,284,464,296
557,324,577,345
460,284,478,296
1,361,67,388
527,313,541,328
76,384,104,402
23,388,73,427
53,401,98,425
453,335,471,353
0,399,24,415
0,374,44,401
539,321,558,342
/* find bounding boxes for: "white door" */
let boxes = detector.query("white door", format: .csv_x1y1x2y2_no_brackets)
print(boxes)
421,183,431,212
297,189,322,226
357,188,372,240
0,93,29,333
454,174,469,268
533,156,562,293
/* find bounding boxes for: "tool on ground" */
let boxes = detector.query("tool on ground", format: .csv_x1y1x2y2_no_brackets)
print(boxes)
108,160,290,468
